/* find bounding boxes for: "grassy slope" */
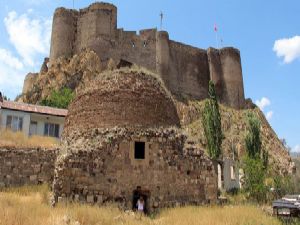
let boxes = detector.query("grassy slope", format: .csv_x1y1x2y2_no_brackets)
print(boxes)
0,185,281,225
178,100,291,174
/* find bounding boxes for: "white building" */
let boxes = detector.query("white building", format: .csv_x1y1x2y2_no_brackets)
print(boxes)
0,94,67,138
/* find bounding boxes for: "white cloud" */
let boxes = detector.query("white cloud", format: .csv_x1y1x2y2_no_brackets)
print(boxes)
0,60,24,98
0,48,23,70
4,11,51,66
273,36,300,64
292,145,300,153
266,111,274,120
255,97,271,111
0,11,51,99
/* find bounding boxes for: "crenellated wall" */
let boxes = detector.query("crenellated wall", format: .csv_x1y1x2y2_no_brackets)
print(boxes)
48,2,245,109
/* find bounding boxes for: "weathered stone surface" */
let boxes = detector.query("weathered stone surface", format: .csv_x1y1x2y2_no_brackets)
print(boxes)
0,148,58,187
63,69,180,136
53,70,218,212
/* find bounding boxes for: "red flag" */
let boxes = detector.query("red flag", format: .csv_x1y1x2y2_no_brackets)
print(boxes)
214,24,218,32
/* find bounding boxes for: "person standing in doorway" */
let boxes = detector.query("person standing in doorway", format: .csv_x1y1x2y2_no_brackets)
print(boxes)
136,196,145,218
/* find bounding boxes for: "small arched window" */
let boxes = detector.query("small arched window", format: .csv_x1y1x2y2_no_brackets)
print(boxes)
132,42,135,48
143,41,147,47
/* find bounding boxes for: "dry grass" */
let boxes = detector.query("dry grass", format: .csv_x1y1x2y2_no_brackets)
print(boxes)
0,185,282,225
0,130,58,148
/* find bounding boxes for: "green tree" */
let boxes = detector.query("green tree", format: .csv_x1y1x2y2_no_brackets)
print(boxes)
245,113,262,159
40,88,74,109
243,113,269,202
243,156,267,202
202,80,223,159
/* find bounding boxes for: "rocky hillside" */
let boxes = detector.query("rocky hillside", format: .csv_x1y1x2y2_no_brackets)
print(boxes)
176,100,294,175
20,51,294,174
20,51,104,104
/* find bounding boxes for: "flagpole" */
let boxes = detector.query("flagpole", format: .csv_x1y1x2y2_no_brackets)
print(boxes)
214,23,219,49
215,31,218,49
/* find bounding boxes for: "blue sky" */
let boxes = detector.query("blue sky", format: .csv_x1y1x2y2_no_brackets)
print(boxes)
0,0,299,152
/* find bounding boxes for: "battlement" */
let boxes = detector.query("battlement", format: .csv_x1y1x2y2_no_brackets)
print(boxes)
48,2,245,109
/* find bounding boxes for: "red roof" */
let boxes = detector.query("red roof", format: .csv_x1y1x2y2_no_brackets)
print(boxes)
0,101,68,117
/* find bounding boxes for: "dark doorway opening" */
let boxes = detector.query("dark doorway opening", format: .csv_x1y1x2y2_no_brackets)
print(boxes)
132,186,150,214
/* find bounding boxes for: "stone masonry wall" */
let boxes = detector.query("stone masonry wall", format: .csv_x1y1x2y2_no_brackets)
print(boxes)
0,147,57,187
53,129,217,212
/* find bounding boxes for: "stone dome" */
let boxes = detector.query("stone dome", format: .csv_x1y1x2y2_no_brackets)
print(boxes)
63,69,180,136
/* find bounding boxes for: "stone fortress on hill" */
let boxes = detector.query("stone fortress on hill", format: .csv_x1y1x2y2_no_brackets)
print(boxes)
47,2,245,109
16,2,293,213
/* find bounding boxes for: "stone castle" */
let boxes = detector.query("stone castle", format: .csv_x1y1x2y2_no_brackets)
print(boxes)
45,2,245,109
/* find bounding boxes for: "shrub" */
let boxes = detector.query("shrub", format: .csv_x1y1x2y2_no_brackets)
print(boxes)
242,156,267,202
40,88,74,109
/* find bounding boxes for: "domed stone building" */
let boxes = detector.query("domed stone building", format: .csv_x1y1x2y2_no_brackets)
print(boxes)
53,68,217,212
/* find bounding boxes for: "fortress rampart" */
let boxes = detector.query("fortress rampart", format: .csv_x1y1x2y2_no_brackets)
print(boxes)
47,2,245,109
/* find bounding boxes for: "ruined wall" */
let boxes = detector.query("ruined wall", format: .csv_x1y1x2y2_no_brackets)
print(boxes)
64,69,180,136
53,130,217,211
0,148,57,187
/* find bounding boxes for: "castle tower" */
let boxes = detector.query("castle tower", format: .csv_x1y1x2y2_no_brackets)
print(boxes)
49,8,77,65
220,48,245,109
76,3,117,53
156,31,170,87
208,47,245,109
49,3,117,65
207,48,224,101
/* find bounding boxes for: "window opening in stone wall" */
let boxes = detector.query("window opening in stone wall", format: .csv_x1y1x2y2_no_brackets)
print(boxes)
134,142,145,159
132,42,135,48
143,41,147,47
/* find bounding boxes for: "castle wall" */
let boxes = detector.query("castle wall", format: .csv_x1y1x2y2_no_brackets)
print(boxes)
47,2,246,109
0,147,57,187
53,133,217,211
112,29,157,71
167,41,210,100
49,8,77,65
219,48,245,109
207,48,224,102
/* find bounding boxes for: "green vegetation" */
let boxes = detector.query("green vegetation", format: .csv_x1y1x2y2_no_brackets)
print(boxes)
202,81,223,159
243,113,269,202
40,88,74,109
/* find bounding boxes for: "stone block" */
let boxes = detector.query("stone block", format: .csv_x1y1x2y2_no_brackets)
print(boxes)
86,195,94,203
